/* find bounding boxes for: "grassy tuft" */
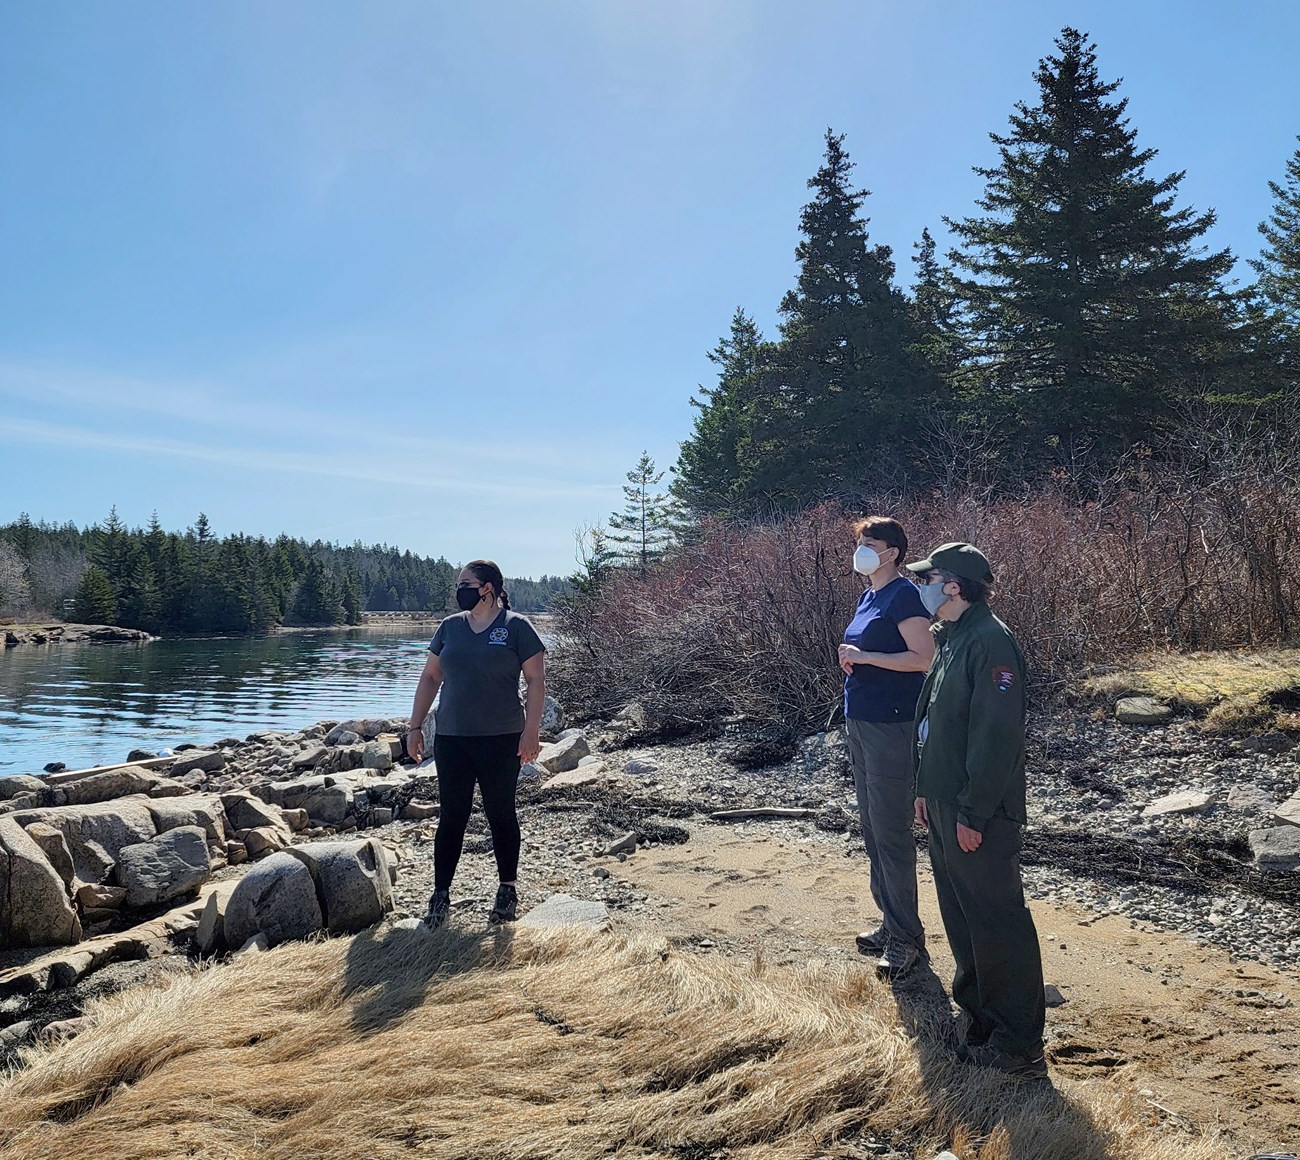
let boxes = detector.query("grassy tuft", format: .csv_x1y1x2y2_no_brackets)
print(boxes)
1085,649,1300,735
0,926,1232,1160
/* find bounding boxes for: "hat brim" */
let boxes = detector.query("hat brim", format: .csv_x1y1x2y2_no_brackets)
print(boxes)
905,559,935,575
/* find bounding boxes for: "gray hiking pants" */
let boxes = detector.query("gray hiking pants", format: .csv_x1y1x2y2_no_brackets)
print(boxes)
845,718,925,953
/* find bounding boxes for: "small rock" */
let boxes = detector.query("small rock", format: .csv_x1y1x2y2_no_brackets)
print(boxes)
623,758,658,776
281,808,309,832
43,762,67,773
234,933,270,958
1227,785,1275,813
593,867,610,879
362,741,393,772
518,893,611,931
1044,984,1067,1007
127,749,158,762
401,801,439,821
1141,790,1211,818
76,882,127,909
170,749,226,776
1275,791,1300,828
537,734,590,775
1116,696,1173,725
370,807,394,826
244,826,288,859
601,831,637,857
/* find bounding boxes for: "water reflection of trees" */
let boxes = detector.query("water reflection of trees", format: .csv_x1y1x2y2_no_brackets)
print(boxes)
0,630,431,771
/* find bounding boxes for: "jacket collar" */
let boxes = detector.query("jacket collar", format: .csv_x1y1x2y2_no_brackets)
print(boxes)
935,600,992,643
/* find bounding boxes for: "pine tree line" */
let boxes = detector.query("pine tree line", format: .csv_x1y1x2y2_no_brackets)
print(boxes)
672,28,1300,518
0,511,568,632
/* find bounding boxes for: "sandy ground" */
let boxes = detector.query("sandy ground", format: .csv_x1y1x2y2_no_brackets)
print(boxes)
579,821,1300,1157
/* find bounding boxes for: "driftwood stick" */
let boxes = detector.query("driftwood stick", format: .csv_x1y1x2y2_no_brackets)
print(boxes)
710,807,817,821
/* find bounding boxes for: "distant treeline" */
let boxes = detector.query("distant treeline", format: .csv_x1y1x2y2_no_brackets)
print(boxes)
0,511,569,634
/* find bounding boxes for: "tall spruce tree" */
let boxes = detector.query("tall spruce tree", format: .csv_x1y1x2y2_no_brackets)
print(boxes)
607,453,676,576
672,309,765,521
746,130,936,506
72,565,117,624
1252,136,1300,326
946,28,1236,467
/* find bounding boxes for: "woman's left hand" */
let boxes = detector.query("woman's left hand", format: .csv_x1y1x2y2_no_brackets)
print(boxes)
838,644,867,670
518,727,542,765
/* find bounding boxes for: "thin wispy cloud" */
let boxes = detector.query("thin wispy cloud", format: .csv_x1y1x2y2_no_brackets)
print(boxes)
0,358,630,476
0,416,612,502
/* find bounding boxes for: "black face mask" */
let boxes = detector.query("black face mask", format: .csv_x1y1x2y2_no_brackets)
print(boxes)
455,585,483,612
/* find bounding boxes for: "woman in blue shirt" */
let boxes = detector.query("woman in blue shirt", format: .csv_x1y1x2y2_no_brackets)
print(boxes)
838,516,936,980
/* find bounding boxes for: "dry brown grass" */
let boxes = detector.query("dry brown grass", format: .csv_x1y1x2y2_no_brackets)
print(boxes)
0,926,1230,1160
1085,648,1300,734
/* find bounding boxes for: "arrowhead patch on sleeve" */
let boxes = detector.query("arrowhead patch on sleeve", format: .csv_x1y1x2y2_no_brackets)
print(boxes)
993,666,1015,693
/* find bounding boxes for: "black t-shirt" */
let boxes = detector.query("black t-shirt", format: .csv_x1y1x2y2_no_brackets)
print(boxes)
429,610,545,736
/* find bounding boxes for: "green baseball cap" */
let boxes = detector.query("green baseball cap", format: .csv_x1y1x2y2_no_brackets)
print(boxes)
906,541,994,584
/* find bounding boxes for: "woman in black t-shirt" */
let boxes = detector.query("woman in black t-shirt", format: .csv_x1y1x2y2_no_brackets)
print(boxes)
406,559,546,929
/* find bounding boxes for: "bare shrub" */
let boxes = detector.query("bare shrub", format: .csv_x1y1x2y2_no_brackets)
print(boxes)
0,927,1232,1160
553,453,1300,729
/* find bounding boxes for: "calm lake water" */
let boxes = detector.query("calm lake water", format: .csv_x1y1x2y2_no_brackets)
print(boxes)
0,629,436,777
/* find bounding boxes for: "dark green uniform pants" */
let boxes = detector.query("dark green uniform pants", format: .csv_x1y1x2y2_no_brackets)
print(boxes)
927,799,1045,1058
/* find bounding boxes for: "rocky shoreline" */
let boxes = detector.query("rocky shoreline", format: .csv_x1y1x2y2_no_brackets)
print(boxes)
3,696,1299,1070
2,622,155,647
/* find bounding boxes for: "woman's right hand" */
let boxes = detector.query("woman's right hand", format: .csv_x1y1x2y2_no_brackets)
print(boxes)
406,727,425,763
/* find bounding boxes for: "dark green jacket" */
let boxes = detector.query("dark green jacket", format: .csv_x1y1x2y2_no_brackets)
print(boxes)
913,601,1027,832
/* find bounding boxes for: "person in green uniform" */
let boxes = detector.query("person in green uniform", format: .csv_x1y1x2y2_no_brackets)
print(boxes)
907,542,1048,1082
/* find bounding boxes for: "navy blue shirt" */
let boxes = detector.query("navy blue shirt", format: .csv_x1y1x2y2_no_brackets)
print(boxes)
843,577,928,722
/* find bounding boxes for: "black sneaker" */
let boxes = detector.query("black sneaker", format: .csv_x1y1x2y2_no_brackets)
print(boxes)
424,889,450,930
855,925,888,956
955,1044,1049,1082
875,939,920,981
489,883,518,924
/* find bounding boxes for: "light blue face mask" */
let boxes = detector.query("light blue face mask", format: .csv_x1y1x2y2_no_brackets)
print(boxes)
918,580,951,616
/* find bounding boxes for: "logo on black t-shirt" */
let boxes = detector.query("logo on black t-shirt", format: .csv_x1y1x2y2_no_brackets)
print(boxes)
488,627,509,646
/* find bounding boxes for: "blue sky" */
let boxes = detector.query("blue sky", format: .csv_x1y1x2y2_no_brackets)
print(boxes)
2,1,1297,577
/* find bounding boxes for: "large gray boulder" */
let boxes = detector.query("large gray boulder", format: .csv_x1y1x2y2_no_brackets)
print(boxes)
149,795,228,848
224,852,324,948
22,822,76,889
0,817,81,948
220,793,289,835
0,775,47,802
53,766,188,807
541,696,564,733
114,825,212,908
257,774,352,825
537,733,590,775
284,838,394,934
361,741,393,772
1250,826,1300,872
9,797,157,884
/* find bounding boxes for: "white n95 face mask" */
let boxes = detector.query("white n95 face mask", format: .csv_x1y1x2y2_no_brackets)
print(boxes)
853,546,881,575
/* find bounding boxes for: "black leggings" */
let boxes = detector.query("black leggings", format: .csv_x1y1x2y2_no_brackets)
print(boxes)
432,732,522,891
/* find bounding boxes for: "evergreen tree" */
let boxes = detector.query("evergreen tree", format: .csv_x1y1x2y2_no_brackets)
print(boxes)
746,131,938,505
672,309,766,521
290,556,344,625
341,570,363,624
116,545,161,632
607,452,676,576
1252,136,1300,324
72,565,118,624
910,227,963,378
946,28,1236,466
